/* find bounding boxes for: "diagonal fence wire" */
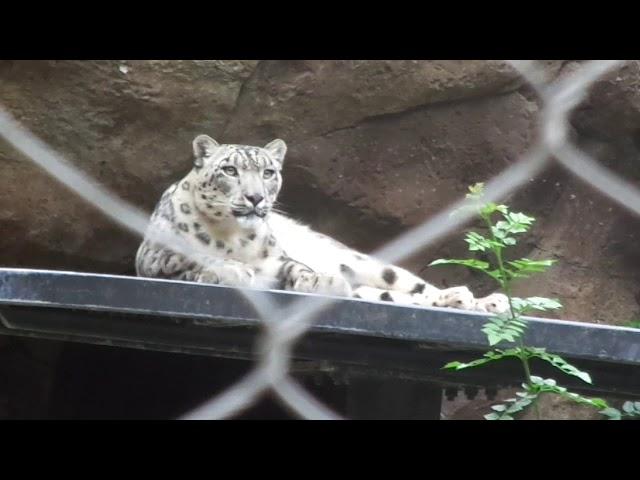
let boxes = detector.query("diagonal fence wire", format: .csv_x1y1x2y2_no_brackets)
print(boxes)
0,104,341,420
180,60,637,419
509,60,640,216
0,107,281,319
1,60,637,420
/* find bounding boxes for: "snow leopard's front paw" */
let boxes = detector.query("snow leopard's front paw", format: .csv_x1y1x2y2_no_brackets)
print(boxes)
475,293,510,314
291,271,353,297
408,290,441,307
434,286,476,311
197,263,255,287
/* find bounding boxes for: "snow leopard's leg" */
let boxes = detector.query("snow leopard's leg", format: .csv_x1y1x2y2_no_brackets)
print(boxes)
337,255,437,295
352,285,509,313
257,254,352,297
337,254,478,310
351,285,477,310
136,241,255,286
351,286,434,306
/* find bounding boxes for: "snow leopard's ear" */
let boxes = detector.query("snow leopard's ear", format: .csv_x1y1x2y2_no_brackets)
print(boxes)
193,135,219,168
264,139,287,166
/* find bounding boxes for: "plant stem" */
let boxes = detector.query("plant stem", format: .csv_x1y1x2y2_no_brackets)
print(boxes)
482,212,540,419
517,340,533,384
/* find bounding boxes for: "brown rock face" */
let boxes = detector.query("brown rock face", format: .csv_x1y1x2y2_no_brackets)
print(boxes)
0,60,258,271
223,60,533,141
1,59,639,420
0,59,638,326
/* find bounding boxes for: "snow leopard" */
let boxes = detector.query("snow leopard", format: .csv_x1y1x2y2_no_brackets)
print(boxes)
135,135,508,313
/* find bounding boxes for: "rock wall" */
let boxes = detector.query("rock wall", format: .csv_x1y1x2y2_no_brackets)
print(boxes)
1,60,639,419
2,60,637,325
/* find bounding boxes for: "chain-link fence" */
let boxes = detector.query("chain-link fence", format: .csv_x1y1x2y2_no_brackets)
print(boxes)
1,60,638,419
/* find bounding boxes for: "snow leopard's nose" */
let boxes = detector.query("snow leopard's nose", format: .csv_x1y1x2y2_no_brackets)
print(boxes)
245,194,264,207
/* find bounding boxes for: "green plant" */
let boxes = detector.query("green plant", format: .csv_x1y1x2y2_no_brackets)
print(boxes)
626,319,640,329
599,401,640,420
430,183,637,420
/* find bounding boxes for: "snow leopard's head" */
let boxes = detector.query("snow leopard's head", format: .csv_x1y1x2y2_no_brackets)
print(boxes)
190,135,286,229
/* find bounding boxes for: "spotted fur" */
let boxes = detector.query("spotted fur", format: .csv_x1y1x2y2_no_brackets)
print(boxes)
135,135,507,313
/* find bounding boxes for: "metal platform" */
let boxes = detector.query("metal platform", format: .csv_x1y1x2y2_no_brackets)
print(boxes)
1,268,639,409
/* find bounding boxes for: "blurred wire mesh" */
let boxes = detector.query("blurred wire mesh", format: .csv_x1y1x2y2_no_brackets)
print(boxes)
0,60,637,420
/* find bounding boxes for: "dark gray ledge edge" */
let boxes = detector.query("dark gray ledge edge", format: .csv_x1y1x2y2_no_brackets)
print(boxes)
0,268,638,367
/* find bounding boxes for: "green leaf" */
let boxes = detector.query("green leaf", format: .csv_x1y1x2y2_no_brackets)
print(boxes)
505,405,522,414
589,398,609,410
481,202,502,217
485,391,539,420
463,232,497,252
527,378,609,412
507,259,556,278
429,258,490,271
529,350,593,384
599,408,622,420
491,225,507,239
506,212,535,226
442,350,514,371
485,269,504,282
442,361,464,370
482,312,529,346
480,202,510,218
467,182,485,198
512,297,563,315
489,211,536,238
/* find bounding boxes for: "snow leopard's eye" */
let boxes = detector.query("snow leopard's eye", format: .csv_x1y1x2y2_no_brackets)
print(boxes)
222,166,238,177
263,169,275,179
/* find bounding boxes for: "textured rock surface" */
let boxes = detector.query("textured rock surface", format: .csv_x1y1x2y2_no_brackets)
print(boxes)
571,61,640,147
0,60,258,270
1,60,639,419
0,60,637,321
223,60,535,141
